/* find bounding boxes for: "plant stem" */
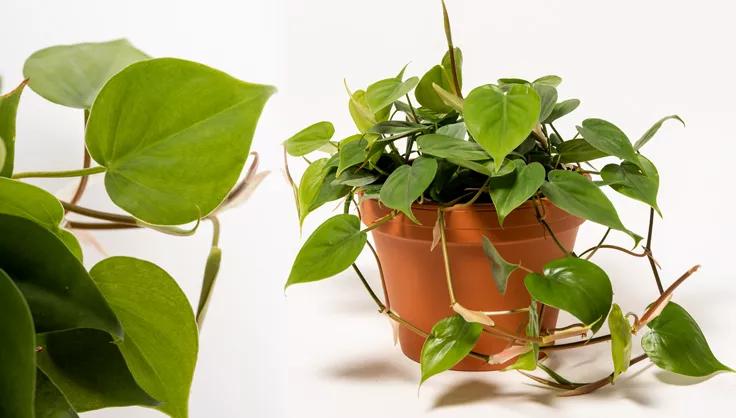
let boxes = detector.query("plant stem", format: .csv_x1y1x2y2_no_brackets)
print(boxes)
558,354,648,396
438,210,457,305
70,110,92,206
208,216,221,247
61,201,137,224
583,228,610,260
351,263,385,309
540,334,612,352
362,212,397,233
12,165,106,180
548,122,564,143
579,244,647,259
532,196,574,256
483,307,530,316
366,240,391,309
66,221,140,230
644,207,665,294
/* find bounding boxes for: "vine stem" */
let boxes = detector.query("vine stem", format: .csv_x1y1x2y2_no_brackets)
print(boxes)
540,334,612,352
61,201,136,224
438,209,457,305
67,221,139,230
583,228,610,260
532,196,575,256
12,165,106,180
362,212,397,233
70,109,92,206
645,207,665,294
579,244,648,259
558,354,648,396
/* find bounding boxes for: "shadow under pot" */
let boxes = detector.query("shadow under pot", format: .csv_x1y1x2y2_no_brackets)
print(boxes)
360,198,585,371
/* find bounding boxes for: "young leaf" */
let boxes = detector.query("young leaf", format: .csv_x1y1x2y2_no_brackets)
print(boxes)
379,157,438,223
634,115,685,150
416,65,451,112
196,246,222,326
600,159,660,215
23,39,149,109
0,270,35,418
432,83,464,112
642,302,733,377
440,47,463,94
337,136,368,176
489,161,546,225
35,370,78,418
556,137,607,163
36,329,158,412
481,236,519,295
85,58,275,225
416,134,489,161
420,315,482,384
297,158,330,226
576,118,638,163
365,76,419,113
524,257,613,332
90,257,198,418
464,84,540,170
541,170,641,243
347,88,390,133
286,214,367,287
0,79,27,177
0,214,121,337
534,84,558,122
608,303,632,380
544,98,580,123
284,121,335,156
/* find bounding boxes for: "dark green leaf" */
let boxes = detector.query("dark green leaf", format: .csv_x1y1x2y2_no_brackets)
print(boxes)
379,157,437,223
534,84,558,122
600,158,660,215
0,79,26,177
576,118,638,163
634,115,685,150
544,99,580,123
556,138,607,163
284,121,335,156
420,315,482,384
368,120,425,136
447,158,492,176
417,134,489,161
35,370,78,418
608,303,632,380
481,236,518,295
366,76,419,113
310,168,350,210
489,161,545,225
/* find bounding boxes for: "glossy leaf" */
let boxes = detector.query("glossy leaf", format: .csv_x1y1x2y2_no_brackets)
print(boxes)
634,115,685,150
541,170,640,242
600,159,660,215
534,84,558,122
309,167,350,210
416,134,489,161
36,329,158,412
544,98,580,123
379,157,437,223
91,257,198,418
284,121,335,156
86,58,275,225
298,158,330,226
481,236,518,295
420,315,482,384
489,161,545,225
0,79,26,177
337,136,368,175
576,118,638,163
642,302,732,377
366,76,419,113
286,214,367,287
556,137,607,163
0,269,35,418
608,304,632,380
464,84,540,169
0,214,121,336
23,39,149,109
524,257,613,332
35,370,78,418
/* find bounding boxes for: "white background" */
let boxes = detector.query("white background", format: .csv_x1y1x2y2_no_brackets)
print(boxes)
3,0,736,417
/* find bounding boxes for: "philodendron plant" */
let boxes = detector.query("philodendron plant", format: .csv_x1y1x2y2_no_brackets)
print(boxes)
283,1,731,395
0,39,273,417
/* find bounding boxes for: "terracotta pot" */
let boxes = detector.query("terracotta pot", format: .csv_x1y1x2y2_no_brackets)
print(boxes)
360,199,584,371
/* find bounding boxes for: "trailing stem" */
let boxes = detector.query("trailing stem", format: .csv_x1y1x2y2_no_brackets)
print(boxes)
437,209,457,305
645,207,665,294
12,165,106,180
532,196,575,256
70,109,92,206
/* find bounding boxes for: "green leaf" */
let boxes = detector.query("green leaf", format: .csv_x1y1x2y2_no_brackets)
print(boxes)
23,39,149,109
436,122,466,139
298,158,330,226
347,88,390,133
534,84,558,122
642,302,732,377
556,137,607,163
489,161,545,225
420,315,482,384
0,269,35,418
35,370,78,418
544,99,580,123
286,214,367,288
541,170,640,243
576,118,638,163
608,303,632,380
505,303,540,371
533,75,562,87
0,214,121,337
379,157,437,223
332,169,378,187
481,236,519,295
440,47,463,94
365,76,419,113
337,136,368,175
600,158,660,215
309,167,350,210
634,115,685,150
90,257,198,418
464,84,540,170
368,120,425,136
524,257,613,332
284,121,335,156
0,79,27,177
36,329,158,412
85,58,275,225
415,47,463,112
497,78,530,86
432,83,464,112
416,134,489,161
0,178,82,259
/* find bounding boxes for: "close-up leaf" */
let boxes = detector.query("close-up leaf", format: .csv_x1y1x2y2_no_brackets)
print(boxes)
489,161,545,225
347,88,390,133
533,75,562,87
481,236,519,295
379,157,438,223
35,370,78,418
576,118,638,163
0,79,27,177
420,315,482,384
284,121,335,156
608,303,632,380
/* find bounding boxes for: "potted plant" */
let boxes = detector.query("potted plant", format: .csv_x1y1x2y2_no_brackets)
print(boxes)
284,1,731,394
0,39,273,417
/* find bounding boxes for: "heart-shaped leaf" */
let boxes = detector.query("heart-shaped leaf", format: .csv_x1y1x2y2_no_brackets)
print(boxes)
608,303,632,380
23,39,149,109
464,84,540,170
35,370,78,418
600,158,660,215
417,134,489,161
534,84,558,122
0,269,35,418
90,257,198,418
284,121,335,156
0,214,121,337
297,158,330,226
524,257,613,332
481,236,519,295
420,315,482,384
366,76,419,114
286,214,367,287
642,302,732,377
544,98,579,123
85,58,275,225
634,115,685,150
576,118,638,163
0,79,27,177
379,157,437,223
347,88,390,133
415,48,463,112
556,138,607,163
489,161,546,225
337,136,368,175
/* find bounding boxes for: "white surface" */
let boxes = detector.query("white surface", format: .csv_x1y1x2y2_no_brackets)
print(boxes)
2,0,736,417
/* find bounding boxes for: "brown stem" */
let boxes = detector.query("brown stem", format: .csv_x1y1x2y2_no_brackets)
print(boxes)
583,228,611,260
635,265,700,331
540,334,612,352
366,240,391,310
441,0,462,98
223,152,260,206
69,149,91,206
533,196,574,256
558,354,648,397
644,207,665,294
579,244,648,259
62,201,137,224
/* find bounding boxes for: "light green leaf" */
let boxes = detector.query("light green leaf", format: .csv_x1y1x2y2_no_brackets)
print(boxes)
0,141,5,173
608,304,632,380
436,122,466,139
556,137,607,163
634,115,685,150
284,121,335,156
0,79,27,177
86,58,275,225
0,269,35,418
420,315,482,384
286,214,367,287
23,39,149,109
347,88,390,133
440,47,463,94
534,84,558,122
642,302,732,377
481,236,518,295
464,84,540,170
309,167,350,210
489,161,545,225
36,329,158,412
337,136,368,175
298,158,330,226
576,118,638,163
533,75,562,87
366,76,419,113
544,99,580,124
379,157,437,223
90,257,198,418
417,134,489,161
432,83,464,112
0,214,121,337
541,170,640,243
416,66,451,112
600,158,660,215
35,370,78,418
447,158,493,176
332,169,378,187
524,257,613,332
